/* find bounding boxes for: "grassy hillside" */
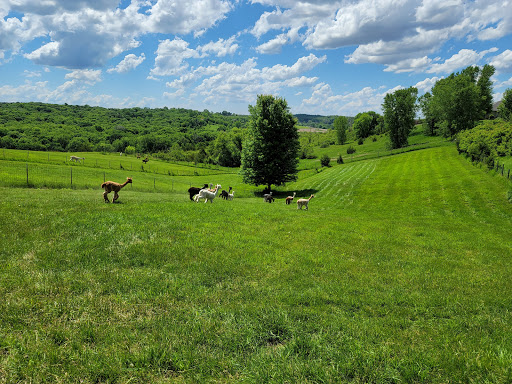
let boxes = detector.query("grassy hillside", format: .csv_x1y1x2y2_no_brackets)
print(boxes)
1,145,512,382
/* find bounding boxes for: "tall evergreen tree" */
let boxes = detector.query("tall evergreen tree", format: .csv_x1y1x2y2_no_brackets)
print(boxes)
240,95,300,192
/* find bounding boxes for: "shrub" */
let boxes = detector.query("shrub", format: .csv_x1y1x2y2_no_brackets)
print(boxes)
320,154,331,167
337,154,344,164
347,146,356,154
358,138,364,145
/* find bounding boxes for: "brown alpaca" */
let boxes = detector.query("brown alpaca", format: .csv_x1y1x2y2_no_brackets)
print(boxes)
101,177,132,203
285,192,296,205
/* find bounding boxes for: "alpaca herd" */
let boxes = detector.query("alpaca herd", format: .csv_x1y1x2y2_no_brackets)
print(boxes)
100,177,315,210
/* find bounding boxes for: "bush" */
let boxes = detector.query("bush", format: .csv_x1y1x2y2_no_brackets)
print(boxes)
320,154,331,167
358,138,364,145
347,146,356,154
337,154,344,164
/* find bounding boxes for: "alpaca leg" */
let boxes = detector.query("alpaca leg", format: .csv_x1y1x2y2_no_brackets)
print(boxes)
113,191,119,203
103,191,110,203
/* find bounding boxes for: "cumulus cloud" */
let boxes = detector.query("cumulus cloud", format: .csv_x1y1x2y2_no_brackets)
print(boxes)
427,48,498,74
199,36,239,57
150,38,200,77
489,50,512,73
108,53,146,74
166,54,325,107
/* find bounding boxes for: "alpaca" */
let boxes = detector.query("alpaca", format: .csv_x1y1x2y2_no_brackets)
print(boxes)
195,184,221,203
70,155,84,163
285,192,296,205
220,186,232,200
188,183,209,201
142,157,149,164
228,190,235,200
101,177,132,203
263,192,274,203
297,194,314,210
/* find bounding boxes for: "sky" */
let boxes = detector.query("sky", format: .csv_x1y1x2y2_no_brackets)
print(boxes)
1,0,512,117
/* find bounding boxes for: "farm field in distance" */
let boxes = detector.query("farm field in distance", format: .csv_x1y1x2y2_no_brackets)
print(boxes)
1,141,512,382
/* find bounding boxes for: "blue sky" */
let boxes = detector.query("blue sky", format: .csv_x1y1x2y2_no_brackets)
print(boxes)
1,0,512,116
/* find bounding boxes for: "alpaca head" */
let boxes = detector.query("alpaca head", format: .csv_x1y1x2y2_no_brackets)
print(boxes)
126,177,133,184
310,194,314,199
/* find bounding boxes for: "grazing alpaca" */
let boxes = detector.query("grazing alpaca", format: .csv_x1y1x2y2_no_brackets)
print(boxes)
263,192,274,203
188,183,209,201
285,192,296,205
70,155,84,163
195,184,221,203
228,190,235,200
101,177,132,203
297,194,314,210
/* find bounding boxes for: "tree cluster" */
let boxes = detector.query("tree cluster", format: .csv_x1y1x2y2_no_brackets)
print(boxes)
0,102,248,166
457,119,512,168
419,65,495,137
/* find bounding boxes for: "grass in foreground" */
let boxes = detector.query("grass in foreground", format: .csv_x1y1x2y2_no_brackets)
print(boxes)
1,146,511,383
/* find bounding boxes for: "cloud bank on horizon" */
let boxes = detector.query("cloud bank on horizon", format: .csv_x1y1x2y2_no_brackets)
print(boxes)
1,0,511,116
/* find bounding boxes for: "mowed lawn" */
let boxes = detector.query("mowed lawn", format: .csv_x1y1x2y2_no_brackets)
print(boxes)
1,146,511,383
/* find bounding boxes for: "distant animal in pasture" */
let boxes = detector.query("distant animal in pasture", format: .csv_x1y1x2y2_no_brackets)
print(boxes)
195,184,221,203
101,177,132,203
220,186,232,200
263,192,274,203
187,183,209,201
137,153,141,159
69,155,84,163
285,192,296,205
297,194,314,210
228,190,235,200
142,157,149,164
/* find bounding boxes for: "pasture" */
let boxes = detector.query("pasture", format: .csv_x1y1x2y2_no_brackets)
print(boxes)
1,145,512,383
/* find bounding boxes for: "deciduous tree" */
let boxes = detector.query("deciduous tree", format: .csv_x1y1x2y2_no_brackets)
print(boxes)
240,95,300,192
383,87,418,149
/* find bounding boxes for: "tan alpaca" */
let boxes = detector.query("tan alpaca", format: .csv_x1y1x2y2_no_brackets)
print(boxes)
297,194,314,210
101,177,132,203
285,192,296,205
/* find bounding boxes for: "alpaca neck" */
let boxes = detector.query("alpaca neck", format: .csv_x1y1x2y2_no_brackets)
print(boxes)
121,180,130,188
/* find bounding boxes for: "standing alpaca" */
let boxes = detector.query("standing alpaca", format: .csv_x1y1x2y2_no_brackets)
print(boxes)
142,157,149,164
195,184,221,203
285,192,296,205
263,192,274,203
70,155,84,163
101,177,132,203
297,194,314,210
188,183,209,201
228,190,235,200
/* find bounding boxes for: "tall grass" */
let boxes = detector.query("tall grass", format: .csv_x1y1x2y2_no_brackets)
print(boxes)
1,146,512,383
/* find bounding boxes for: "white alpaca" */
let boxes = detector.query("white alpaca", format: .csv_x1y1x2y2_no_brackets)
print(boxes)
195,184,221,203
228,190,235,200
297,194,314,210
70,155,84,163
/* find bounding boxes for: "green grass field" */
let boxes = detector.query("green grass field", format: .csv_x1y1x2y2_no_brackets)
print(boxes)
1,142,512,382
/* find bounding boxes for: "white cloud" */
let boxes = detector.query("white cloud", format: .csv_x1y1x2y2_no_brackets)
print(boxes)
199,36,239,57
256,33,289,54
489,50,512,73
414,76,441,93
65,69,102,84
108,53,146,74
150,38,200,77
427,48,496,74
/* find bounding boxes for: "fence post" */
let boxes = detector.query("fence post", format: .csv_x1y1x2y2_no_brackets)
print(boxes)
70,167,73,187
508,169,510,179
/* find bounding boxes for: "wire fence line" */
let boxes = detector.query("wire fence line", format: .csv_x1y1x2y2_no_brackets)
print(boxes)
0,160,260,198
